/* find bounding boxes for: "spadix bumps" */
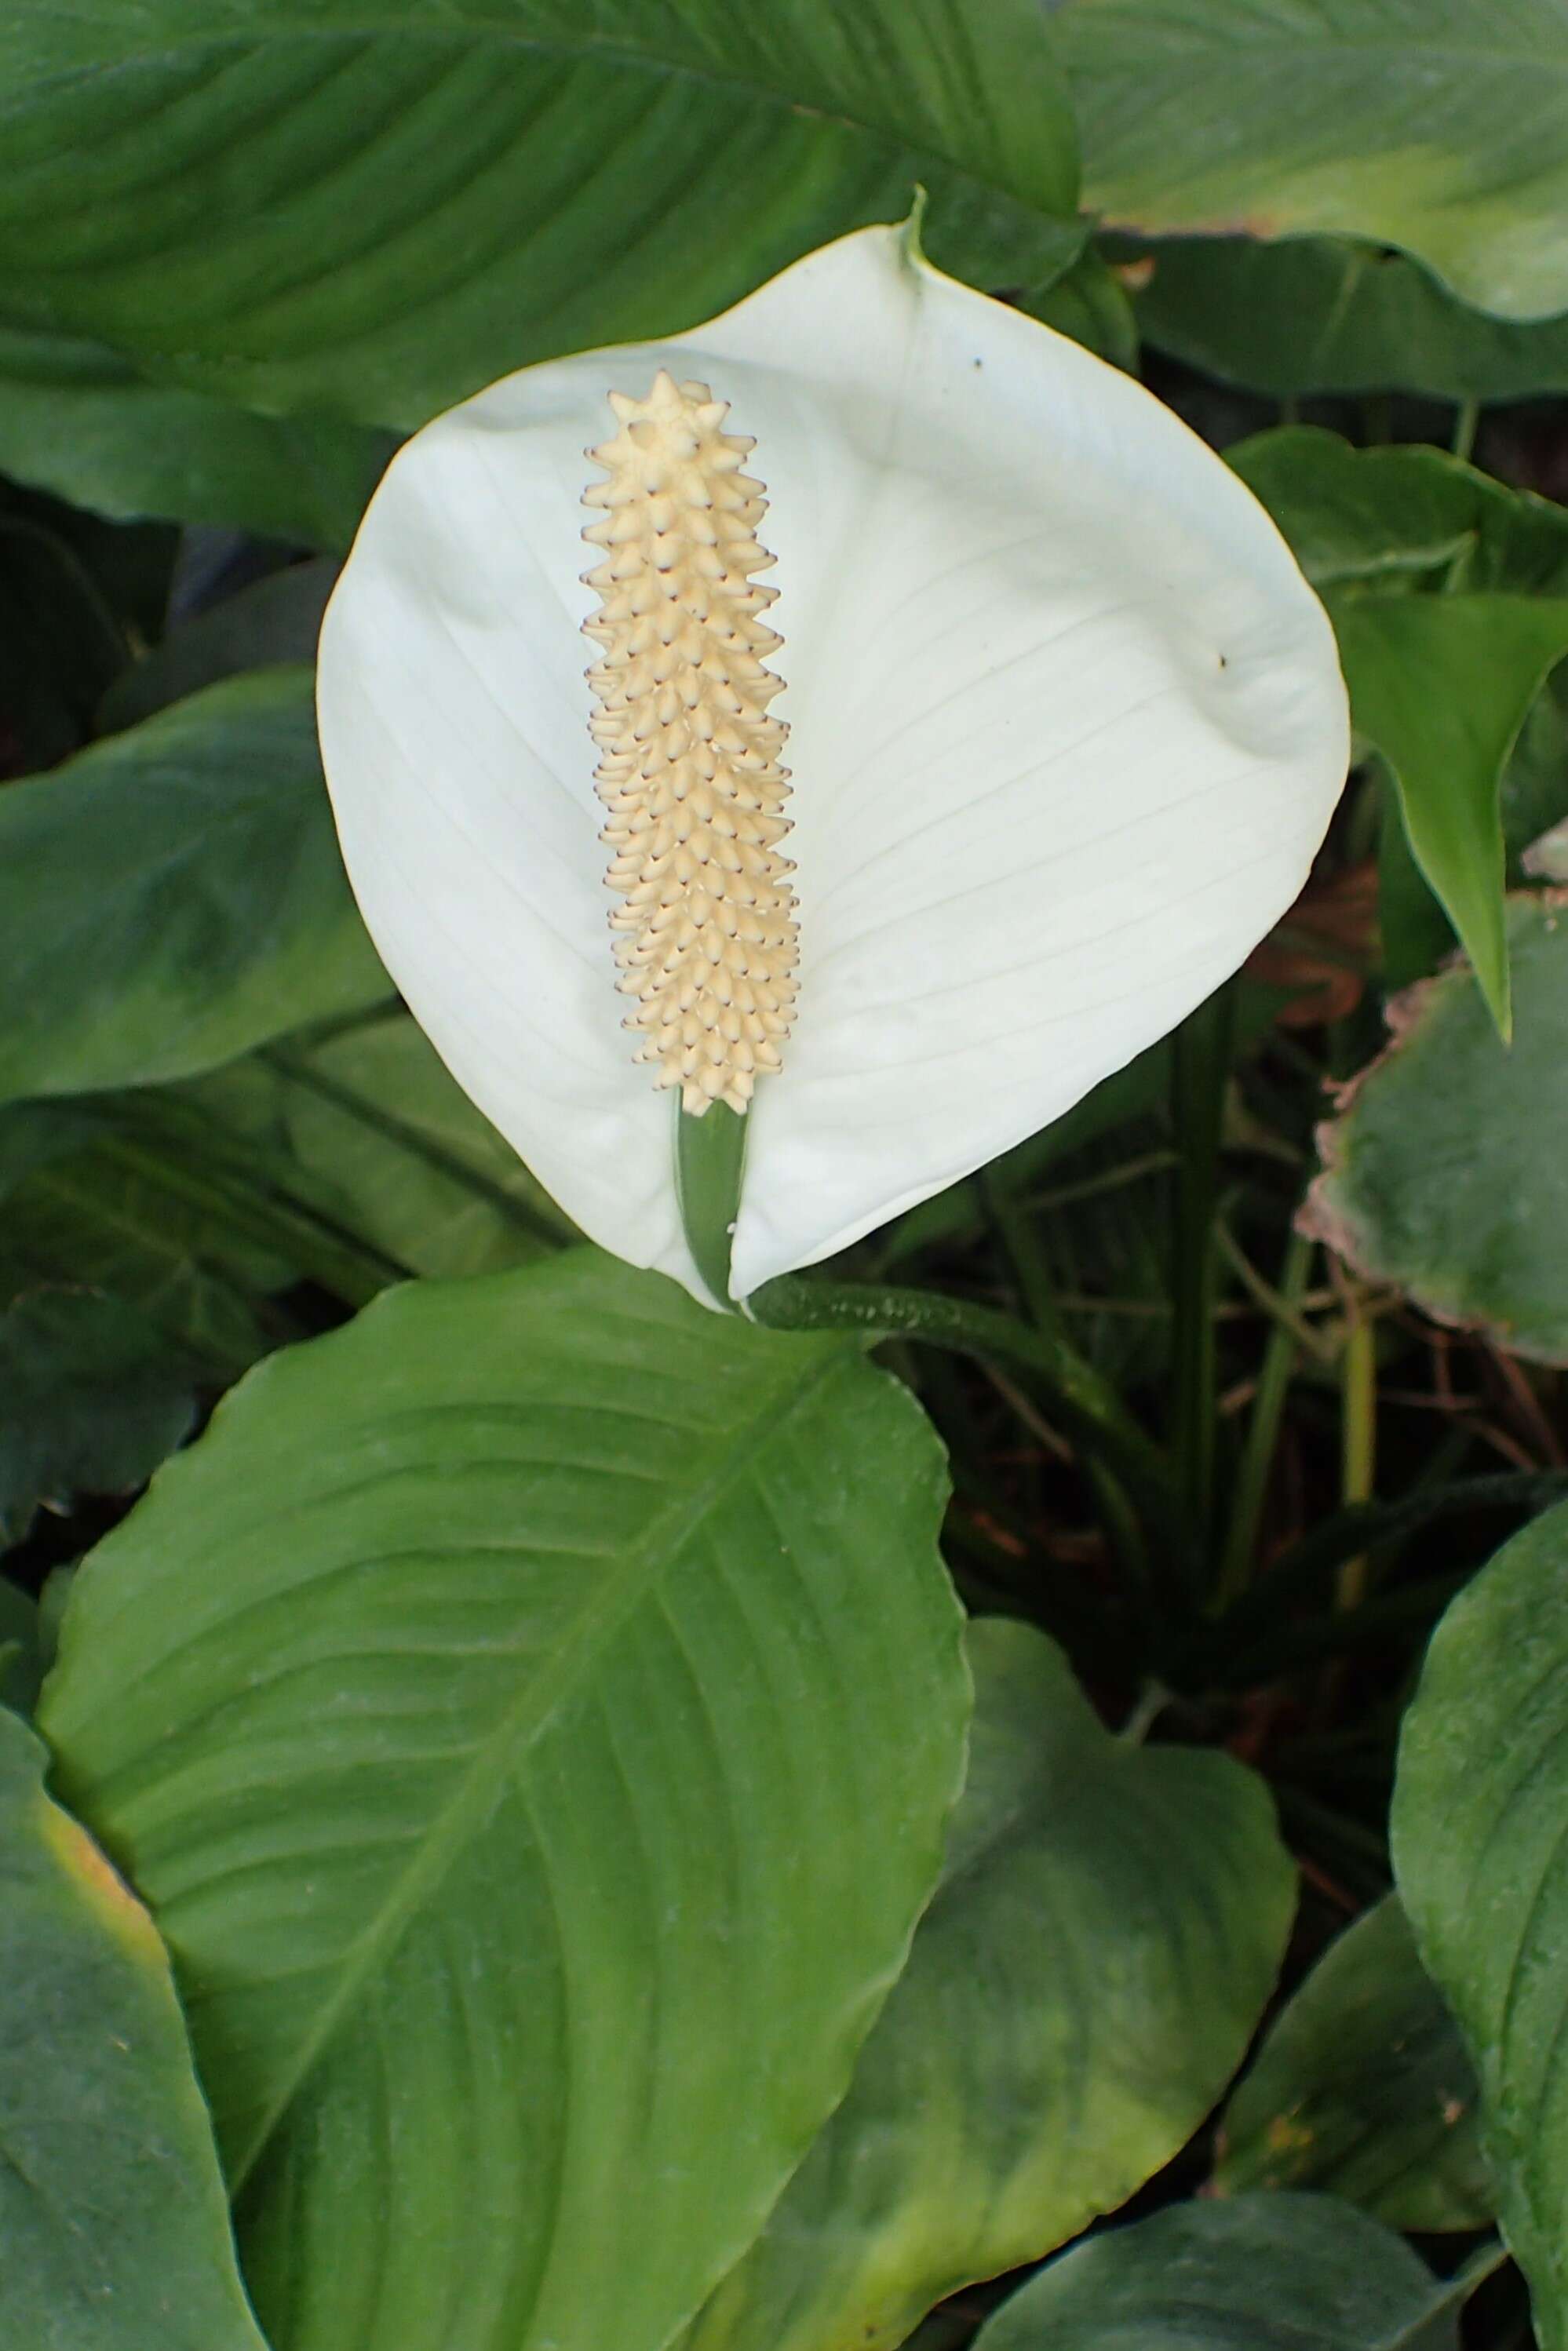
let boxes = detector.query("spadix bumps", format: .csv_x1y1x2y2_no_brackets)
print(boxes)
584,371,798,1115
318,224,1349,1307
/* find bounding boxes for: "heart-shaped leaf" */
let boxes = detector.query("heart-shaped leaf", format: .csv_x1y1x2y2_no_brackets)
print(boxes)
39,1250,971,2351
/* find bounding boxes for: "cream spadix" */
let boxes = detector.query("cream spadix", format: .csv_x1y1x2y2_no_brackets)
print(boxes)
318,223,1350,1310
584,370,798,1116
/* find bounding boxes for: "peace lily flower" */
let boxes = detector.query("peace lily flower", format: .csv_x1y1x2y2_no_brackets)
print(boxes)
317,224,1348,1310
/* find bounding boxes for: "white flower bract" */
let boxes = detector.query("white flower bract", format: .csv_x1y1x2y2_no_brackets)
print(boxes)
317,224,1350,1308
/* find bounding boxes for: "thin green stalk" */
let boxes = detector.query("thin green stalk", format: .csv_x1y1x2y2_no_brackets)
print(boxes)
1337,1299,1378,1609
675,1098,746,1308
982,1175,1059,1335
1169,984,1234,1551
1451,396,1482,461
1213,1229,1314,1606
750,1273,1191,1580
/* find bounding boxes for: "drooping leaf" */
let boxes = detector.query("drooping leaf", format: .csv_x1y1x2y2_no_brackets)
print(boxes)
189,1012,576,1282
0,1287,201,1550
683,1617,1295,2351
1393,1501,1568,2350
972,2194,1463,2351
0,1576,42,1715
0,667,389,1106
0,1,1079,431
39,1249,971,2351
0,1707,267,2350
1304,894,1568,1363
0,323,395,545
1057,0,1568,319
1330,593,1568,1036
1132,236,1568,401
1214,1893,1493,2232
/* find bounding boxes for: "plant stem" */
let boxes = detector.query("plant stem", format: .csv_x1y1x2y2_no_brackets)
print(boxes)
1451,396,1481,461
1169,984,1234,1553
1337,1296,1378,1609
675,1097,746,1308
1214,1229,1314,1607
750,1273,1190,1577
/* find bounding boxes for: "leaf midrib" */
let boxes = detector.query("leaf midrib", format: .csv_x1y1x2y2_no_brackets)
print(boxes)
12,11,1061,224
226,1331,844,2194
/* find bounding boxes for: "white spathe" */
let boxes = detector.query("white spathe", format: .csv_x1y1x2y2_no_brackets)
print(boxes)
317,224,1349,1307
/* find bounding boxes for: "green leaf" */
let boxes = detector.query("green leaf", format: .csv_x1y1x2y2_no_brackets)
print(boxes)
1331,594,1568,1037
1132,235,1568,402
0,323,396,545
1393,1501,1568,2350
683,1617,1294,2351
1057,0,1568,319
190,1015,576,1281
0,1576,42,1715
972,2194,1463,2351
0,1286,200,1549
1304,895,1568,1364
39,1249,970,2351
0,1707,267,2350
0,1,1080,431
1214,1893,1493,2232
1229,428,1568,597
1018,246,1139,370
0,668,389,1106
100,557,340,733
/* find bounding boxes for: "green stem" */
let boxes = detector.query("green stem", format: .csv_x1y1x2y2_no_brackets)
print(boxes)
1336,1299,1378,1609
676,1099,747,1307
1170,984,1234,1551
1451,395,1482,462
1213,1228,1314,1607
750,1272,1190,1576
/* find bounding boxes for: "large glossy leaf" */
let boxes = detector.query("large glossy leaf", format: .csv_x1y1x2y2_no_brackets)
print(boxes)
39,1250,970,2351
0,1,1078,431
0,1708,267,2350
1214,1893,1492,2232
0,1287,200,1548
0,324,395,545
1331,594,1568,1037
684,1617,1294,2351
1057,0,1568,319
1393,1502,1568,2350
1305,894,1568,1363
1132,236,1568,400
190,1012,577,1281
972,2195,1463,2351
0,668,388,1106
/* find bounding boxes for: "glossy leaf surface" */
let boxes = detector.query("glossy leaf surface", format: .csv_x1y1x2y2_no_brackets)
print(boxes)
40,1250,970,2351
0,0,1079,429
0,1708,265,2350
1059,0,1568,319
1394,1501,1568,2351
684,1617,1294,2351
0,669,389,1106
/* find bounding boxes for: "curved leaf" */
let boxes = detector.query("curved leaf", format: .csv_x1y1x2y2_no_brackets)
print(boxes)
1133,237,1568,402
1394,1501,1568,2351
1059,0,1568,319
1214,1893,1493,2233
0,324,395,545
1304,894,1568,1363
0,668,389,1106
684,1617,1294,2351
973,2195,1462,2351
0,1707,266,2350
0,0,1078,430
38,1250,970,2351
